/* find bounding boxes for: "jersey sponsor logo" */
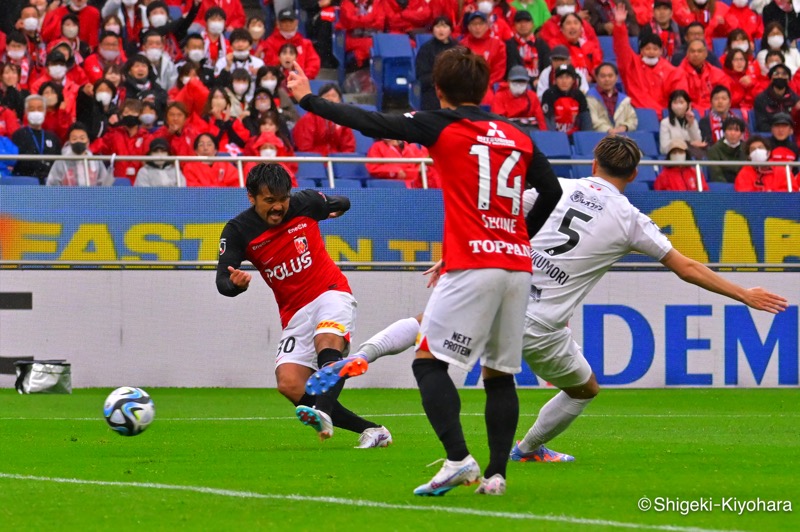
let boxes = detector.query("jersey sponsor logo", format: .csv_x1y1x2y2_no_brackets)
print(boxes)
442,332,472,358
251,240,269,251
531,250,570,285
570,190,604,211
481,214,517,233
288,223,308,234
265,251,312,281
477,122,516,147
219,238,226,255
294,236,309,254
468,239,530,257
316,320,345,333
486,122,507,139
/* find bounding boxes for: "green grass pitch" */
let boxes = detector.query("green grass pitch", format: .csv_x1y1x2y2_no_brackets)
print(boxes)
0,388,797,531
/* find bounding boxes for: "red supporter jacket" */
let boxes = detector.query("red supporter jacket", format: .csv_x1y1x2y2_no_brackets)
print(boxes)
538,15,600,52
460,33,507,87
196,0,246,29
42,6,101,49
169,79,210,121
613,22,686,114
678,59,731,114
42,108,71,142
490,85,547,130
258,31,321,80
0,106,20,138
383,0,432,34
243,131,299,179
629,0,653,26
183,161,241,187
83,53,126,85
203,115,251,156
365,140,439,188
724,62,763,111
734,165,799,192
556,35,603,81
654,166,708,191
152,123,207,157
727,5,763,41
90,127,153,182
293,113,356,155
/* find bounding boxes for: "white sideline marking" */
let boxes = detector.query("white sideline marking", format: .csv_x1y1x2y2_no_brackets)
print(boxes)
0,473,741,532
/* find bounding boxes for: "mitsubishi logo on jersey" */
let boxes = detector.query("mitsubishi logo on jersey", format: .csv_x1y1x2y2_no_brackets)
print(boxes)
294,236,309,254
486,122,507,139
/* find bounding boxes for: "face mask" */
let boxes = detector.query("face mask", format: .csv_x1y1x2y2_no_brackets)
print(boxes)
96,92,112,106
556,5,575,16
7,49,25,60
642,55,659,66
71,141,87,154
150,152,168,166
27,111,44,126
207,20,225,35
279,30,297,40
140,113,156,125
105,24,121,34
731,42,749,53
63,26,78,39
233,82,249,95
672,102,688,115
250,26,265,40
509,81,528,96
261,79,277,92
772,77,789,90
669,152,686,161
732,0,748,6
122,0,138,5
723,138,741,148
23,17,39,31
145,48,163,62
255,101,271,112
71,1,86,11
48,65,66,79
99,48,119,61
768,35,784,49
181,76,191,86
150,14,168,28
478,1,494,14
233,50,250,61
749,148,768,162
187,49,205,63
261,148,278,158
694,0,707,5
121,115,139,127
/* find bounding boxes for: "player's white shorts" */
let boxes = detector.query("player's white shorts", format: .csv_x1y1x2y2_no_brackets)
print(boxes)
274,290,356,370
521,317,592,389
417,268,530,374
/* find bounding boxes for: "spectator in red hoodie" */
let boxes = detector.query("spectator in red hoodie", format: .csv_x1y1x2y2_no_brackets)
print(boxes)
726,0,763,42
460,12,507,103
678,38,731,114
183,132,241,187
153,101,206,156
259,9,321,80
384,0,432,35
366,138,440,188
42,0,101,49
654,139,708,191
735,135,799,192
243,131,298,186
90,98,153,182
723,49,762,112
195,0,246,32
292,83,356,154
201,87,251,156
39,82,72,142
83,31,126,84
337,0,386,69
491,65,547,130
552,12,603,81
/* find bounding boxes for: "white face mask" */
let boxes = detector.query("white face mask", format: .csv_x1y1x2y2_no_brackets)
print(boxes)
233,82,249,95
99,48,119,61
279,30,297,40
105,24,121,34
731,42,749,53
181,76,191,86
63,26,78,39
255,101,271,112
694,0,708,5
48,65,67,79
96,92,112,106
749,148,768,162
23,17,39,32
768,35,785,49
7,49,25,60
478,1,494,14
140,113,157,125
556,5,575,16
145,48,163,62
642,55,659,66
732,0,748,7
723,138,741,148
669,151,687,161
261,79,278,92
250,26,265,40
150,14,168,28
27,111,45,126
122,0,138,5
207,20,225,35
187,49,205,63
71,1,86,11
261,148,278,158
233,50,250,61
509,81,528,96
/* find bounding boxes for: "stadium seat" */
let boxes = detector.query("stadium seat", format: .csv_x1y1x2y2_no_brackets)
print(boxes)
415,33,433,50
571,164,593,179
113,177,132,186
0,175,39,185
296,161,327,180
309,79,329,95
352,130,375,154
354,104,378,112
371,33,414,109
530,130,571,158
636,164,657,183
366,179,407,188
712,38,727,59
707,182,735,192
626,131,660,159
332,157,369,180
571,131,607,156
297,178,320,188
331,178,363,188
332,29,348,87
635,108,661,133
598,36,615,63
168,6,182,21
628,36,639,53
625,181,651,192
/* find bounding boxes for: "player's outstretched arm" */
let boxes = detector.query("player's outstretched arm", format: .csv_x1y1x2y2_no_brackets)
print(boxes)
216,224,251,297
660,249,789,314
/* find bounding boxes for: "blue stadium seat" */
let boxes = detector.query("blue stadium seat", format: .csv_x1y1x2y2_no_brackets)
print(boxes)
331,178,363,188
332,29,348,87
529,131,571,157
0,175,39,185
598,36,615,64
635,108,660,133
712,38,727,60
354,104,378,112
371,33,414,109
296,162,327,179
352,130,374,154
572,164,593,179
332,158,369,180
626,131,660,159
415,33,434,50
571,131,607,156
113,177,132,186
297,178,320,188
636,164,657,183
168,6,183,21
625,181,651,192
309,79,330,95
628,36,639,53
366,179,408,188
707,181,735,192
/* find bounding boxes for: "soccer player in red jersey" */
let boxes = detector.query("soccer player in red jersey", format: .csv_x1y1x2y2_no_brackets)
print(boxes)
215,164,392,449
288,48,563,495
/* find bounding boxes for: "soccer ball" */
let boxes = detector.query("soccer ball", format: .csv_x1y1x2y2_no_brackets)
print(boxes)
103,387,155,436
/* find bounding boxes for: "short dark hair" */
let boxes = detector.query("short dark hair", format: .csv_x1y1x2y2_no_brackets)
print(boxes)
432,47,489,106
595,62,618,77
722,116,745,132
194,132,218,150
745,135,770,152
711,85,730,99
594,136,641,179
317,82,342,99
205,6,226,20
67,121,89,137
246,163,292,197
229,28,252,45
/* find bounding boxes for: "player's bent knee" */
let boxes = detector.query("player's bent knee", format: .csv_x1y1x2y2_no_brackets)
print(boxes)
564,373,599,399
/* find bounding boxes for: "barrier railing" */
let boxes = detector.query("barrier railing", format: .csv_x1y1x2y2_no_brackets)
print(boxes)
0,155,795,192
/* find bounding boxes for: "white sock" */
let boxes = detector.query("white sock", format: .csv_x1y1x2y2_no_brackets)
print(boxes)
354,317,420,363
518,391,593,453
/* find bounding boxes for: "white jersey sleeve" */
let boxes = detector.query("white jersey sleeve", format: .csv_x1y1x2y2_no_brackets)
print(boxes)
628,211,673,260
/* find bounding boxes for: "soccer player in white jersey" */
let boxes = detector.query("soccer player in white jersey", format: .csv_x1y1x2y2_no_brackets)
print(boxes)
307,135,789,463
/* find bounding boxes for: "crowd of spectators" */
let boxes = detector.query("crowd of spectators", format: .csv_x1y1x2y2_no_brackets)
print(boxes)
0,0,796,191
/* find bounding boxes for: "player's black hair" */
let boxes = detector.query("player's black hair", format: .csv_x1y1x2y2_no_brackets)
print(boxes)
246,163,292,198
432,47,489,106
594,135,641,179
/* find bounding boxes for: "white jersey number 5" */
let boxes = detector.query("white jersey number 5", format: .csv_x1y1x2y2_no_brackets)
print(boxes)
470,145,522,215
